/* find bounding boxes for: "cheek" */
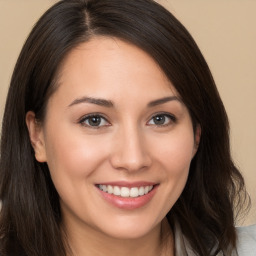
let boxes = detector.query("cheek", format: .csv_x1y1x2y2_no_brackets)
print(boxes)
43,127,109,184
153,129,195,174
152,127,194,199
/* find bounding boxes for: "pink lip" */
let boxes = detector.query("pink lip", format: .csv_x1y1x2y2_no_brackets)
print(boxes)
96,182,159,210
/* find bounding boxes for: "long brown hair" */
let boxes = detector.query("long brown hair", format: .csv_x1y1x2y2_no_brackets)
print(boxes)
0,0,249,255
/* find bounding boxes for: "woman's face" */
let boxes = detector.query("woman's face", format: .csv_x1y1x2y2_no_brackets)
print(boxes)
29,37,199,240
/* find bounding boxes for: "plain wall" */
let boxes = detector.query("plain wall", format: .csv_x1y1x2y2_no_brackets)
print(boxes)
0,0,255,225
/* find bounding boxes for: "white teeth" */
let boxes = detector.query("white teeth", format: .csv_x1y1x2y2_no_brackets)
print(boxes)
130,187,139,198
113,186,121,196
97,184,154,198
107,185,113,194
121,187,130,197
138,186,145,196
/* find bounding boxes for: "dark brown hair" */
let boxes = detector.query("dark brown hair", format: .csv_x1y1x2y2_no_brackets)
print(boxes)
0,0,249,255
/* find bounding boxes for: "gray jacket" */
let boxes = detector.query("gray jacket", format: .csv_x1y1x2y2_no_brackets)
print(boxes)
174,221,256,256
236,225,256,256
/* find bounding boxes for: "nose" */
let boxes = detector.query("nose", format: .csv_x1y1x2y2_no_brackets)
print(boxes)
110,125,152,172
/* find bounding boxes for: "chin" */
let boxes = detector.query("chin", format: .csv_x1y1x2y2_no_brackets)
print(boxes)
97,217,161,240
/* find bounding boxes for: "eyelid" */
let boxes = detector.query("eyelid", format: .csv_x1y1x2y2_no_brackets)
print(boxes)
147,112,177,126
78,113,111,128
77,112,177,129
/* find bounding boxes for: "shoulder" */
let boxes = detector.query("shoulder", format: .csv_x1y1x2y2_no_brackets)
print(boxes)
235,224,256,256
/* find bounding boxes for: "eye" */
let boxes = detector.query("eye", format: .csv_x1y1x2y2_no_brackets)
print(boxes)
79,114,110,128
147,113,176,126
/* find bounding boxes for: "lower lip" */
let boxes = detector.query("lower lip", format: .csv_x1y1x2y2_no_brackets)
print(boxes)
96,185,158,210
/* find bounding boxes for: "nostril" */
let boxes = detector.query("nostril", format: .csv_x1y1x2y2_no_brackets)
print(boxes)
110,156,152,172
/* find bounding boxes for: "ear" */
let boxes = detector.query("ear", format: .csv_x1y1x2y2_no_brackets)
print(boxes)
26,111,47,162
193,125,201,157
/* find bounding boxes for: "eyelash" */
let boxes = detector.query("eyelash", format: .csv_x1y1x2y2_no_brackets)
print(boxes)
79,114,110,129
147,112,177,127
78,112,177,129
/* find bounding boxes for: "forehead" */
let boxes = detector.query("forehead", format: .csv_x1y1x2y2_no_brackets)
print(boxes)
50,36,179,106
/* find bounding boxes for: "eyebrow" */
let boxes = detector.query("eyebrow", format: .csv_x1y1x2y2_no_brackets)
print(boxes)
147,96,181,107
68,95,181,108
68,97,114,108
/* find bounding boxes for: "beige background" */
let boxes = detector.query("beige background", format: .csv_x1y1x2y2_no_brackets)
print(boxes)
0,0,255,225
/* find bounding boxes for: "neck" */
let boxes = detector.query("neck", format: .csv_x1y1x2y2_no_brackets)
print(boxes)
63,218,174,256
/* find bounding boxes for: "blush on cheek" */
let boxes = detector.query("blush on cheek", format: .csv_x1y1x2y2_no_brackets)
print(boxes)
157,138,194,171
56,144,108,183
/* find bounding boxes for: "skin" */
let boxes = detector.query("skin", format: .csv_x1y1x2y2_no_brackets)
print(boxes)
26,37,200,256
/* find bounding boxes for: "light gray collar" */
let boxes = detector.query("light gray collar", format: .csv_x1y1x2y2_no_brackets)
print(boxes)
173,220,238,256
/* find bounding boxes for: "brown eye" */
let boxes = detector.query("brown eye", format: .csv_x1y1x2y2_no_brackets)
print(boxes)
153,115,166,125
80,115,109,127
87,116,102,126
147,113,176,126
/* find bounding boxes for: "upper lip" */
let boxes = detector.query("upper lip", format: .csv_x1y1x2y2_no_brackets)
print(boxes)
95,181,157,188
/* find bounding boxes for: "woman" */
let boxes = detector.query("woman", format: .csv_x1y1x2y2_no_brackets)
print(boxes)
0,0,255,255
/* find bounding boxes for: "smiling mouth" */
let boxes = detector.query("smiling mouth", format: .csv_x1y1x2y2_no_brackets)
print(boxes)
96,184,155,198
